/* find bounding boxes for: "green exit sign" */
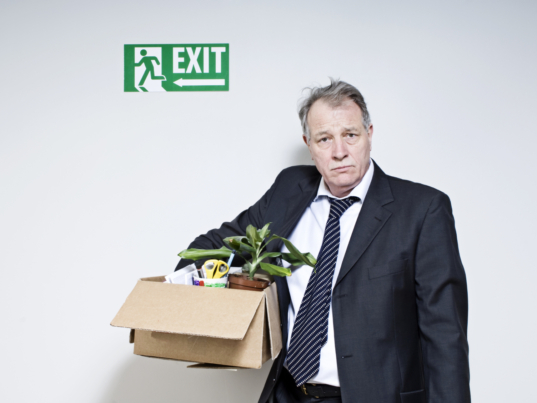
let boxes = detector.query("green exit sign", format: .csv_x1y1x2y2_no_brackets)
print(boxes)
124,44,229,92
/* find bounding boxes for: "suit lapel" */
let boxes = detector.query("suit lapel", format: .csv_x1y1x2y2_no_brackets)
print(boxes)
335,161,394,287
266,173,321,252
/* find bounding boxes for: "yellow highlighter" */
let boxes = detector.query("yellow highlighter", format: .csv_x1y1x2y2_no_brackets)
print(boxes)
203,260,230,279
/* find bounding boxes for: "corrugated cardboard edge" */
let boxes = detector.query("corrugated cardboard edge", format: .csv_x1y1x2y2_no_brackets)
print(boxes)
264,282,282,360
141,275,166,282
261,302,271,365
111,278,265,340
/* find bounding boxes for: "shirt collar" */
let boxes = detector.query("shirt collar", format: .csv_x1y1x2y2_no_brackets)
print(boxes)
314,159,375,202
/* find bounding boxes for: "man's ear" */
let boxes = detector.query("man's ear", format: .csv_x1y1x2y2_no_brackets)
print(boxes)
367,125,374,151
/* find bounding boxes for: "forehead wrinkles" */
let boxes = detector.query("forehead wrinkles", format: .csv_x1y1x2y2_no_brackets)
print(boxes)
308,103,363,138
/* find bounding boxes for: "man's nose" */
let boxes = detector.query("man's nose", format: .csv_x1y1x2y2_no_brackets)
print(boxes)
332,138,348,160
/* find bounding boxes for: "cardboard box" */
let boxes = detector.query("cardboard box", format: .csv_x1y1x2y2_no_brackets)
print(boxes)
111,276,282,369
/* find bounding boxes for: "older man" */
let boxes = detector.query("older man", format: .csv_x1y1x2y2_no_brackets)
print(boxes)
176,80,470,403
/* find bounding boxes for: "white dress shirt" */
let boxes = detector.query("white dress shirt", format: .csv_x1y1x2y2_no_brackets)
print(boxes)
282,160,374,387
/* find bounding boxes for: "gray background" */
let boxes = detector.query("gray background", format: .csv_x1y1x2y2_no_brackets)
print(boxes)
1,0,536,402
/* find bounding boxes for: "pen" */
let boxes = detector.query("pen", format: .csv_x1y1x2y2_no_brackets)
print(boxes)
226,252,236,276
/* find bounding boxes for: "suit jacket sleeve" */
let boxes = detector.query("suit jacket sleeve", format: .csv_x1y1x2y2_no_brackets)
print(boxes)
174,175,279,271
414,192,471,402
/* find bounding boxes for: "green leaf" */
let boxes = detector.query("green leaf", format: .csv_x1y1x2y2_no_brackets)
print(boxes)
259,251,281,261
246,224,262,247
281,252,316,267
251,251,282,269
178,246,232,261
226,238,242,251
274,236,317,268
302,252,317,267
224,235,248,244
262,233,278,250
224,237,256,254
258,223,271,240
226,235,253,247
281,252,305,266
259,262,292,277
243,242,257,254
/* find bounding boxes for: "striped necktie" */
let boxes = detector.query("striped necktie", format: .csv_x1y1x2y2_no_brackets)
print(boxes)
286,197,359,387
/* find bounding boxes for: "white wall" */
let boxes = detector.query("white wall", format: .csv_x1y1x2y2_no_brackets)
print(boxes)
1,1,536,402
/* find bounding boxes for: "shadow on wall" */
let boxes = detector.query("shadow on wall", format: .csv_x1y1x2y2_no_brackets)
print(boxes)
288,142,314,167
100,355,273,403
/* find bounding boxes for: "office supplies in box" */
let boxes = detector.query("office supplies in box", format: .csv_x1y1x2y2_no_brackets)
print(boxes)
110,275,282,369
163,263,242,286
163,264,197,284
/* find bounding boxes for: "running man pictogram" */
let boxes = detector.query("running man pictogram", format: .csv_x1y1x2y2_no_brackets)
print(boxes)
135,49,166,86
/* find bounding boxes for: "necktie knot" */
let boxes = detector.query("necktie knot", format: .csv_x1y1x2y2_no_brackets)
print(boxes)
328,197,359,220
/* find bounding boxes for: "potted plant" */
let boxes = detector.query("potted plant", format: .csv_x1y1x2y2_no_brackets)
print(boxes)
178,223,316,291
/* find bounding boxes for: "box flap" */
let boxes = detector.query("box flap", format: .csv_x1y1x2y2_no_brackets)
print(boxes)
111,280,265,340
264,282,282,360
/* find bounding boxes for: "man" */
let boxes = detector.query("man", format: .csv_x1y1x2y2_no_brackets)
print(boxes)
176,80,470,403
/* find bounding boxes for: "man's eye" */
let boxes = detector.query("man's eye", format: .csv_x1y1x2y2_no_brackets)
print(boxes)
320,138,329,142
347,133,356,137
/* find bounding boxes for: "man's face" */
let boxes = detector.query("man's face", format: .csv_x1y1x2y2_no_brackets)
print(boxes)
304,99,373,198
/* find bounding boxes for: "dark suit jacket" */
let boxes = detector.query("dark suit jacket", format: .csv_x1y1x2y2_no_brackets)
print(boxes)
176,161,470,403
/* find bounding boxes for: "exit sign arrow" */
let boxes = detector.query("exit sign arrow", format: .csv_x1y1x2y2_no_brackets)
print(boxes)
174,78,226,87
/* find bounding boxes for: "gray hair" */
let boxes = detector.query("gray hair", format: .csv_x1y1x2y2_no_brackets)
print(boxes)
298,79,372,140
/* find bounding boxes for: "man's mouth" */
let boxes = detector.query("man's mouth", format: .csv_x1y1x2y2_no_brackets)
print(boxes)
332,165,352,172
